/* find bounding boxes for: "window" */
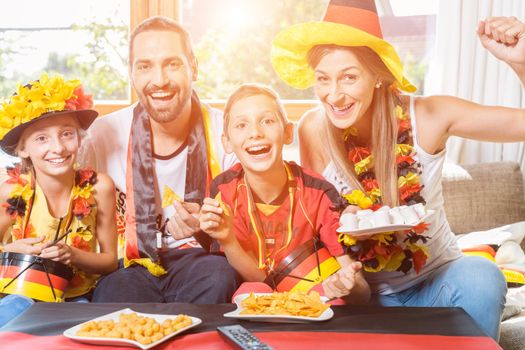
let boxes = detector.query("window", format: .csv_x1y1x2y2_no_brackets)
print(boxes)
379,0,437,95
182,0,436,103
0,0,130,102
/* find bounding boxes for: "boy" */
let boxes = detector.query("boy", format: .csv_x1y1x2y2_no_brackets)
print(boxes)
199,83,370,303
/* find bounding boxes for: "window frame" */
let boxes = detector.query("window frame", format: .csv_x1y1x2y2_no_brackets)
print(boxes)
94,0,315,122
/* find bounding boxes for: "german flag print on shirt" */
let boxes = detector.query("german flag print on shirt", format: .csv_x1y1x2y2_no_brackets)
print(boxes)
209,162,346,270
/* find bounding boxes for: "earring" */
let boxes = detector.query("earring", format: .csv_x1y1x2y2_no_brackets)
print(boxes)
375,82,382,89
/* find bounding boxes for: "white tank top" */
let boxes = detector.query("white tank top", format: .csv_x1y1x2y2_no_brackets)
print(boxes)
323,96,462,294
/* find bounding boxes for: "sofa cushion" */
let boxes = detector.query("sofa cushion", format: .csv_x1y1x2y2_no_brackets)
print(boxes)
442,162,525,245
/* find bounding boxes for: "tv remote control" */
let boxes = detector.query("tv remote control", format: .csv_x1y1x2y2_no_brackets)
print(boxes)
217,325,274,350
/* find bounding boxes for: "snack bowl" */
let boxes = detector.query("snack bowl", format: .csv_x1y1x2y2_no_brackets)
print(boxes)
63,308,201,349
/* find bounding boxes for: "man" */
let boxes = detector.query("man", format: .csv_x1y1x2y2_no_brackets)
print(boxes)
88,16,238,303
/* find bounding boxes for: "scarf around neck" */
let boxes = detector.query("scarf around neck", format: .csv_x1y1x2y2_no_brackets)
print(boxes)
124,92,220,276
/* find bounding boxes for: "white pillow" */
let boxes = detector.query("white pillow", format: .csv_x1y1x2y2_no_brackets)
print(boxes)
442,162,472,181
456,221,525,249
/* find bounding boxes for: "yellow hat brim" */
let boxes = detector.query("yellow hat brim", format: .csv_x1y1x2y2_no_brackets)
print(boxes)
271,22,416,93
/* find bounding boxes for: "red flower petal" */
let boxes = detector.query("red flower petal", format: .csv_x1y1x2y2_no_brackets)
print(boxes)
65,86,94,111
400,183,423,201
72,235,91,252
73,198,91,218
11,227,23,240
6,165,27,186
77,168,96,187
362,179,379,192
370,203,383,211
412,249,428,274
396,155,415,165
348,147,371,163
398,119,411,134
412,222,430,234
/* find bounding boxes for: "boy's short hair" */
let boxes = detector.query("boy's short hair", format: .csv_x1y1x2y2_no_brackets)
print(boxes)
223,83,289,136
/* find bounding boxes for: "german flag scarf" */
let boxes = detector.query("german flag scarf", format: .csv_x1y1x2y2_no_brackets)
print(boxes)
124,92,220,276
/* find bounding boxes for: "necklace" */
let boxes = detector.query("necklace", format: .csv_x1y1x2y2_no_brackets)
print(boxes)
244,163,296,272
3,165,97,249
339,105,431,274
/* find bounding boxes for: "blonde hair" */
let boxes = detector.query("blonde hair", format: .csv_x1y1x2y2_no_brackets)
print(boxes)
223,83,289,137
307,45,401,206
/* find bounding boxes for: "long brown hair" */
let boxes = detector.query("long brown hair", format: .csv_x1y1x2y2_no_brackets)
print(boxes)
307,45,401,206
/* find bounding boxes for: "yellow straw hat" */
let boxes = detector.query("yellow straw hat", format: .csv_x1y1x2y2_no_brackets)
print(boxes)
271,0,416,93
0,73,98,155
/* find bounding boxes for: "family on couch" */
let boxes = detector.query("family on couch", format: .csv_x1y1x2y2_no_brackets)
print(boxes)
0,0,524,342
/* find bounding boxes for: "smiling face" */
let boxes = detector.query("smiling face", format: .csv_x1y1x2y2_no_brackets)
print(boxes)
223,94,293,176
130,30,197,124
17,114,81,178
312,48,376,130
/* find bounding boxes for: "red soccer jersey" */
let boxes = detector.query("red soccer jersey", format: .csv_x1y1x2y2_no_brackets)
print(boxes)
210,162,345,271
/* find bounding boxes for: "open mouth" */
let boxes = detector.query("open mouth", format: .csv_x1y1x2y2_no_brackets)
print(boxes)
330,102,354,116
149,91,176,102
46,155,71,165
245,144,271,156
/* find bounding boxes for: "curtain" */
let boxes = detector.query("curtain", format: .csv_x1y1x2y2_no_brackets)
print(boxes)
425,0,525,170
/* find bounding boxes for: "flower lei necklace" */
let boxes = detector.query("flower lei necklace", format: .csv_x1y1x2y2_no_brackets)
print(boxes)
2,165,97,251
339,105,431,274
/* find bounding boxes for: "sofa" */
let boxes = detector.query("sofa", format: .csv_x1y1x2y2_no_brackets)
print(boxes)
442,161,525,350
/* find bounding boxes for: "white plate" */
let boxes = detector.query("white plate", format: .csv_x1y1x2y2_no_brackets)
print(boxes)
223,293,334,323
336,209,435,237
63,308,202,349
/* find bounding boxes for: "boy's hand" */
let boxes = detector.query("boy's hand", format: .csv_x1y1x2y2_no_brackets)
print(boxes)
166,201,201,240
3,236,45,255
322,261,363,299
199,197,233,242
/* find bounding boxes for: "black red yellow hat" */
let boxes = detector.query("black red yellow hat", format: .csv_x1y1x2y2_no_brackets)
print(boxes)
0,73,98,155
271,0,416,93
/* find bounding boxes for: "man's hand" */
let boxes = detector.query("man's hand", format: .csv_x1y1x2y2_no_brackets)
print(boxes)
166,201,201,240
322,261,363,299
3,236,45,255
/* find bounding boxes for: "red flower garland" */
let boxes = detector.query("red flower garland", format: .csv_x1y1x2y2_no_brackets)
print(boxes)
341,105,430,274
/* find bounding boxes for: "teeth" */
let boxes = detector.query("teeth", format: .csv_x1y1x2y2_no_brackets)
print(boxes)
333,104,352,112
247,145,267,152
246,145,271,155
48,158,66,164
150,92,172,98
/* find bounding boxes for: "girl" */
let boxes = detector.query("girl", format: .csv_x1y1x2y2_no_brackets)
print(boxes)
199,83,370,303
271,0,524,340
0,74,117,326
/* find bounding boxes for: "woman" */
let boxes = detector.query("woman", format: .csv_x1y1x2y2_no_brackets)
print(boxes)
271,0,524,341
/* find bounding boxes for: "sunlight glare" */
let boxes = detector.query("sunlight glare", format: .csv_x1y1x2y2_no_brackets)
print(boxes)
226,5,253,30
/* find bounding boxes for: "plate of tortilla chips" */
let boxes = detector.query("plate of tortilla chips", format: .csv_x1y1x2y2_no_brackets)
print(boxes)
224,291,334,323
